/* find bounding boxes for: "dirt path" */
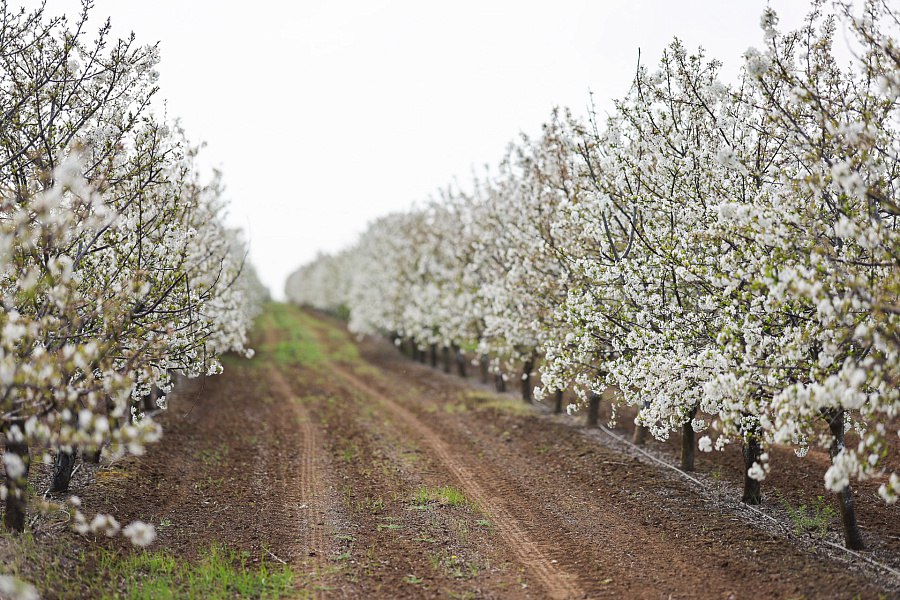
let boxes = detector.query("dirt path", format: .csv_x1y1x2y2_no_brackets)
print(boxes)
290,305,899,598
334,348,882,599
35,303,896,599
267,364,332,568
331,365,584,600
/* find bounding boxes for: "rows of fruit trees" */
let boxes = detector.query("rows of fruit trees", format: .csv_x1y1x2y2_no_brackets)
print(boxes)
287,1,899,550
0,0,266,556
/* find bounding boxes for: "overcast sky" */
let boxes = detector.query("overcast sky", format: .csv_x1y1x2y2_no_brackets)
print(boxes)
31,0,816,298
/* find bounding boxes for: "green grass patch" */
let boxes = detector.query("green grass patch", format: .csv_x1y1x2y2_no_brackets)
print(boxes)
413,486,472,508
775,489,837,538
97,543,294,600
194,444,229,467
228,303,360,370
443,402,468,414
464,391,533,416
0,534,295,600
339,442,360,463
293,310,360,365
329,344,360,364
258,303,323,366
255,303,363,368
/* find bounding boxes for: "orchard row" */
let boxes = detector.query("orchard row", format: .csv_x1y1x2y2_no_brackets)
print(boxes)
287,1,899,550
0,0,266,545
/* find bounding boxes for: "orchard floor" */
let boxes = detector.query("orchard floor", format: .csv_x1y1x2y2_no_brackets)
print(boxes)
2,303,899,599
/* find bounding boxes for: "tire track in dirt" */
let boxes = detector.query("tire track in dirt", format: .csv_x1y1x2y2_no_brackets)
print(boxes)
266,365,331,566
290,308,899,598
261,321,336,578
363,340,900,599
331,365,585,600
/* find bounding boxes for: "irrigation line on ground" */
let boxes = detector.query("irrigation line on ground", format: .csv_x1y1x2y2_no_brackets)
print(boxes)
595,423,900,580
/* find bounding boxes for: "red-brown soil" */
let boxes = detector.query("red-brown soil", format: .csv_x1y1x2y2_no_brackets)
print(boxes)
4,304,898,599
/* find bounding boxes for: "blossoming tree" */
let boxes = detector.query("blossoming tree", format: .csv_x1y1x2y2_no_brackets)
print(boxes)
285,0,898,551
0,0,263,542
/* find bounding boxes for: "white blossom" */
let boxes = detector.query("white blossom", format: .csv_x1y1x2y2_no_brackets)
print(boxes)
698,436,713,453
122,521,157,547
2,453,26,480
747,462,766,482
0,575,39,600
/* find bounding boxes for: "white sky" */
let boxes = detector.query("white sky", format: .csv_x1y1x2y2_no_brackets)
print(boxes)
30,0,816,298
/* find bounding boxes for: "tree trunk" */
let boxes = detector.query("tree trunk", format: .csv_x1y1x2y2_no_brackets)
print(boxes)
521,354,535,403
479,355,490,384
741,437,762,505
453,345,467,378
554,389,564,414
389,331,400,354
632,425,648,445
142,387,157,413
3,441,30,533
681,406,698,471
827,410,864,550
495,373,506,393
429,343,437,368
83,447,102,463
633,400,650,445
50,448,77,493
442,346,451,374
586,391,600,428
